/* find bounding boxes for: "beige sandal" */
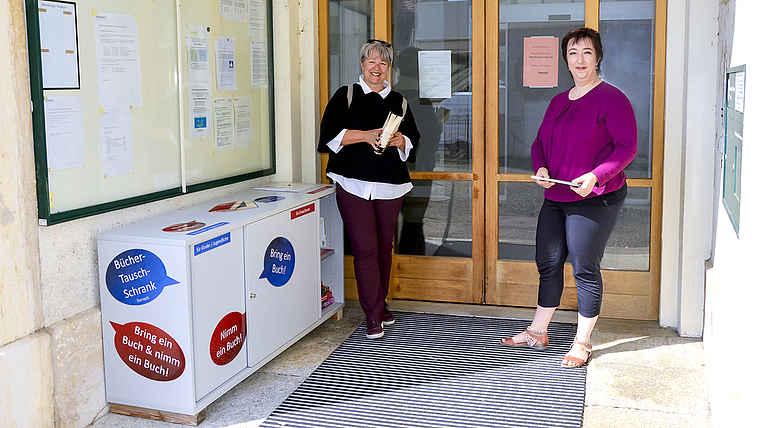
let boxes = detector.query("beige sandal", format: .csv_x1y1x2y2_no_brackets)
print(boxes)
500,326,549,350
561,338,592,368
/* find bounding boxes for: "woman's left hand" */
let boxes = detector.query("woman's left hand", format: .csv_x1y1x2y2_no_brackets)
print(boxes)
386,132,405,150
572,172,598,198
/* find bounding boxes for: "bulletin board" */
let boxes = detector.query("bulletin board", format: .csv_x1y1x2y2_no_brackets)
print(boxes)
723,65,745,235
26,0,276,225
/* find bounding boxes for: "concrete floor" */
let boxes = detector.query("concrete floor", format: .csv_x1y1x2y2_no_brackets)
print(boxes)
90,300,710,428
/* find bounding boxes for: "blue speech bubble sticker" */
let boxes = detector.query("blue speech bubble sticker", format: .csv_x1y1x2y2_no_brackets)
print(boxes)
254,195,285,204
105,249,179,305
259,237,296,287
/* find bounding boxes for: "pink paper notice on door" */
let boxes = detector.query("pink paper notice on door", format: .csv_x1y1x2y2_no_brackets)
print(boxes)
523,37,559,88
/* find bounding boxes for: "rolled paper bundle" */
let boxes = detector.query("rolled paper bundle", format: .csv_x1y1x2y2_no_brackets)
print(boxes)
378,128,393,150
377,112,402,153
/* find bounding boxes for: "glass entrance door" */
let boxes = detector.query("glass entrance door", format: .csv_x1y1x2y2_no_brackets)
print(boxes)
322,0,664,320
390,0,484,304
485,0,662,320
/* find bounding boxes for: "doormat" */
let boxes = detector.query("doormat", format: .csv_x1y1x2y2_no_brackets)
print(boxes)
261,312,585,428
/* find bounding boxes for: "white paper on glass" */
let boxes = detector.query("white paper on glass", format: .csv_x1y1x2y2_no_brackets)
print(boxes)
220,0,247,22
213,98,234,151
247,0,265,40
188,85,212,140
233,96,253,148
99,107,134,176
186,25,211,84
39,1,80,89
418,50,452,99
94,13,142,108
215,37,237,91
735,71,745,114
250,40,268,88
44,96,85,170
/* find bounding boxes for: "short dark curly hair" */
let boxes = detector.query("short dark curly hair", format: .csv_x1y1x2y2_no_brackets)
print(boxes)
561,27,603,76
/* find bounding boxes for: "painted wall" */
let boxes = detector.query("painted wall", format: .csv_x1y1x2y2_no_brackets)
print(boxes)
0,0,319,426
661,0,724,337
705,1,760,426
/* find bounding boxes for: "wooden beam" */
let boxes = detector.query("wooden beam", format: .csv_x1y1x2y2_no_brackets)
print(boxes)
648,0,668,320
318,0,329,183
472,0,487,304
110,403,206,426
586,1,599,31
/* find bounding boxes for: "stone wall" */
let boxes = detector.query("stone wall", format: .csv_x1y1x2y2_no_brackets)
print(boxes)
0,0,52,426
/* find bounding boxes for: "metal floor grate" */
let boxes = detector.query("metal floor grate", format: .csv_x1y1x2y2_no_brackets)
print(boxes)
261,312,586,428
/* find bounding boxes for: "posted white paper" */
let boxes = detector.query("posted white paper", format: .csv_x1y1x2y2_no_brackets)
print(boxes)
213,98,234,151
247,0,265,40
220,0,247,22
735,71,745,114
94,13,142,108
215,37,237,91
188,85,212,140
39,1,79,89
233,96,253,148
44,96,84,170
250,40,268,88
186,25,211,84
99,107,134,176
418,50,452,99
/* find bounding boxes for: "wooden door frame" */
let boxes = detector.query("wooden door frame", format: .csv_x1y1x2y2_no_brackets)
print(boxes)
318,0,665,318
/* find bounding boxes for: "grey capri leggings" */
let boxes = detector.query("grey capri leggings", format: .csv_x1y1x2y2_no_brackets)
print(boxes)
535,187,625,318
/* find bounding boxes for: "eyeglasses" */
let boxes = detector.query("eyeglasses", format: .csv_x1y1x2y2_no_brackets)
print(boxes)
567,28,599,36
366,39,392,48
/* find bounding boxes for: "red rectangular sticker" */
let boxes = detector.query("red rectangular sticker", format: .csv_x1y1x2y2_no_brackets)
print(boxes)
291,203,315,219
307,186,332,194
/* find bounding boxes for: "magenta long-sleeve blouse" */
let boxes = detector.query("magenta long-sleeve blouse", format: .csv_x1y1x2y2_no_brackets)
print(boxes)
531,81,638,203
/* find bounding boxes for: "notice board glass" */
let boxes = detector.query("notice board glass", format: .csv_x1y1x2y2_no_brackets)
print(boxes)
723,64,745,235
26,0,276,225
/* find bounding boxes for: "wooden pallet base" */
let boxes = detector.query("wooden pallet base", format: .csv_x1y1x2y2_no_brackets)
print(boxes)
330,308,343,321
110,403,207,426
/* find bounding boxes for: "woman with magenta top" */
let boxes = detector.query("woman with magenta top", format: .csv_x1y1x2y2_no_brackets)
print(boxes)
501,28,637,368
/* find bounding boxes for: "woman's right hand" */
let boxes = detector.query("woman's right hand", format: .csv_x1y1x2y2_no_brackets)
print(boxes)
341,129,382,148
534,167,555,188
365,128,382,150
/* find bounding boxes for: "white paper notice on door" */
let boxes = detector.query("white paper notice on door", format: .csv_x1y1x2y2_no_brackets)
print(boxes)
94,12,143,108
418,50,451,99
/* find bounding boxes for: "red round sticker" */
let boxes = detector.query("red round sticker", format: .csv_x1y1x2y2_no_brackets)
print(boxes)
162,221,206,232
110,321,186,381
210,312,246,365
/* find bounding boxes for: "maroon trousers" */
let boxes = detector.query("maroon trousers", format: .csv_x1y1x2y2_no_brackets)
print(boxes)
335,184,404,323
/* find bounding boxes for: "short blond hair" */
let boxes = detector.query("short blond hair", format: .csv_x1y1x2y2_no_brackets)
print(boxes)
360,39,393,66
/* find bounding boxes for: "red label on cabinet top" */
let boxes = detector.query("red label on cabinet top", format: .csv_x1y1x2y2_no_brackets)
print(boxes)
110,321,186,381
210,312,246,365
291,203,315,220
307,186,332,194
